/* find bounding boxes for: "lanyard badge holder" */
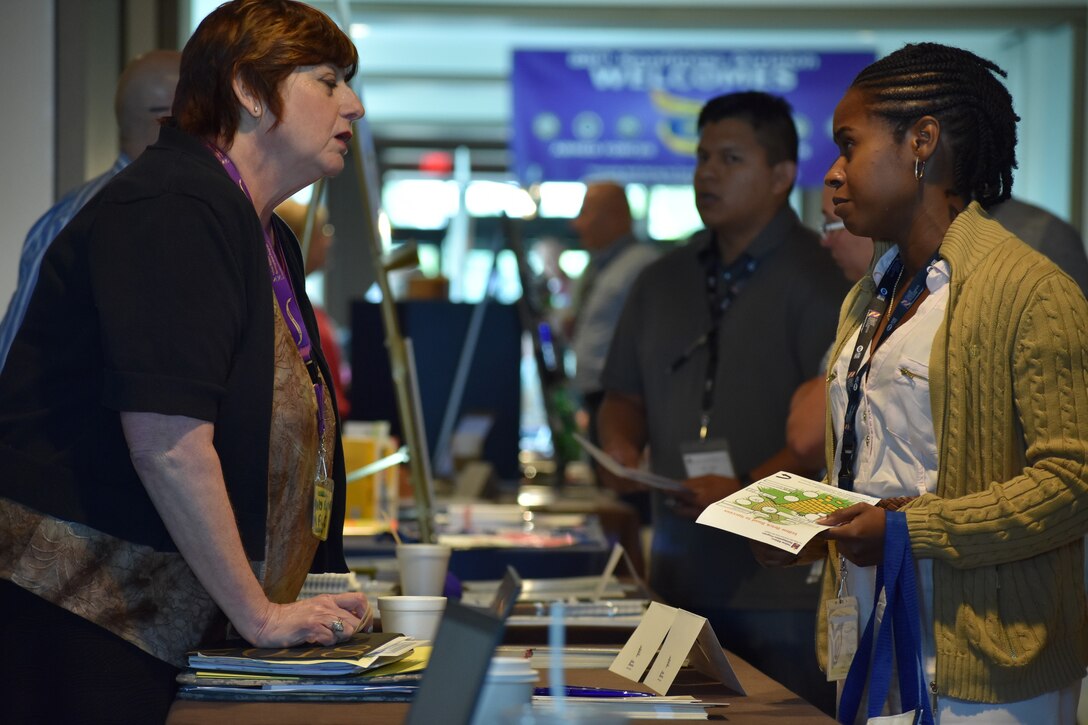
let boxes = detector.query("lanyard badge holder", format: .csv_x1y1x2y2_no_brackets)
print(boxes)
838,511,934,725
208,143,332,542
670,246,758,445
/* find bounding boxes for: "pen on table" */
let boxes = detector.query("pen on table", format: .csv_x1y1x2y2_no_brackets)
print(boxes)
534,686,655,698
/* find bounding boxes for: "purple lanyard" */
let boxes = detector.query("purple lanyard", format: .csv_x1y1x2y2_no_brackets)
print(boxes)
206,143,326,438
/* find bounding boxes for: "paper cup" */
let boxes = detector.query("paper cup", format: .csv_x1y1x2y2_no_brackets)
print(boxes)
397,543,452,596
377,595,447,642
471,657,538,725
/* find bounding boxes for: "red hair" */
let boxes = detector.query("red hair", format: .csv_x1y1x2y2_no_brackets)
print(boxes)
173,0,358,144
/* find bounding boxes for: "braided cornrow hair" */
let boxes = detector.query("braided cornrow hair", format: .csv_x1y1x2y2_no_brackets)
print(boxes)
851,43,1020,208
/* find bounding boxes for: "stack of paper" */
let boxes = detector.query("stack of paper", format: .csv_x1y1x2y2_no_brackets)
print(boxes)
177,638,427,702
187,632,417,676
494,645,621,670
462,575,630,603
296,571,361,599
532,695,726,721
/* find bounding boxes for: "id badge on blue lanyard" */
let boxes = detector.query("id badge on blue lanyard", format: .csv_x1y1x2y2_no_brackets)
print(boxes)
670,242,757,442
836,251,939,492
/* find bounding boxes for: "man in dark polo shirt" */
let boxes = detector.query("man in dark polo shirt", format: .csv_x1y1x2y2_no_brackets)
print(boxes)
597,91,848,714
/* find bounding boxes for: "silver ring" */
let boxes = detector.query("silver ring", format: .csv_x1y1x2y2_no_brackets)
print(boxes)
330,617,344,633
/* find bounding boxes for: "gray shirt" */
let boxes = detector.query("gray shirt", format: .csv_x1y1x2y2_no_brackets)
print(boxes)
602,205,850,611
571,236,659,394
989,198,1088,298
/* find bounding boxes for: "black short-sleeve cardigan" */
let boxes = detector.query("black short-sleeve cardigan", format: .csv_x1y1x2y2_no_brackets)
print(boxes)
0,122,348,572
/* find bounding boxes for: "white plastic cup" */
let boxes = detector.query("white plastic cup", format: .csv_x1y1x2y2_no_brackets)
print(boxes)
396,543,452,596
377,595,447,642
470,657,538,725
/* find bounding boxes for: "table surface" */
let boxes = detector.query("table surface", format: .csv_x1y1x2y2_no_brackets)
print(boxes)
167,648,837,724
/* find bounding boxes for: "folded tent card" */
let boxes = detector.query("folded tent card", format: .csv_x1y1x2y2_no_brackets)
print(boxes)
609,601,744,696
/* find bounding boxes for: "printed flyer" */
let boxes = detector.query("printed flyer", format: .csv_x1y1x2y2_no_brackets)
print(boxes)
696,471,879,553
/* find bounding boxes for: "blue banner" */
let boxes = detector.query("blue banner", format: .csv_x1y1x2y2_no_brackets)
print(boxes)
511,49,875,188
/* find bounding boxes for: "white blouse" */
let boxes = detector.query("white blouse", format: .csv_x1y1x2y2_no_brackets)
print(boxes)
829,246,947,707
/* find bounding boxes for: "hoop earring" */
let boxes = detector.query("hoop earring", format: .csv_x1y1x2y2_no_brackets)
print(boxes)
914,157,926,182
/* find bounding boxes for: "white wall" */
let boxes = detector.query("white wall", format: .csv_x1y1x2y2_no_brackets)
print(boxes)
998,25,1075,222
0,1,53,316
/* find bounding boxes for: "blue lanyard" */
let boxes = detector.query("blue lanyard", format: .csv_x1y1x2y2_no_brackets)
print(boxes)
838,511,934,725
669,239,758,440
836,251,940,491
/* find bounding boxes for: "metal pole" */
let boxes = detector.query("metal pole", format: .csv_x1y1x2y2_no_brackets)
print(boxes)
330,0,435,542
348,134,435,543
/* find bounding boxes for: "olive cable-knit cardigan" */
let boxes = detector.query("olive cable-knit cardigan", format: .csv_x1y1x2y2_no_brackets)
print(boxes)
818,201,1088,703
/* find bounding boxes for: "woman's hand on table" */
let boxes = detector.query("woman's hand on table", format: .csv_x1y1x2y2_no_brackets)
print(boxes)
818,503,886,567
247,592,373,647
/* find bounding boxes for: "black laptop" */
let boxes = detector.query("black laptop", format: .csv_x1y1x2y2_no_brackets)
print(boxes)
405,566,522,725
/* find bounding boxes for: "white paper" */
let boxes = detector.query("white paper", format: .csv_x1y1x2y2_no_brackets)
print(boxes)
681,447,735,479
696,471,880,553
690,619,745,695
644,609,707,695
609,601,677,681
612,604,744,697
574,433,685,492
593,542,625,600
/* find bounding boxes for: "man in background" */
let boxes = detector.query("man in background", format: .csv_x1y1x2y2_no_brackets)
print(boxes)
0,49,181,370
568,181,658,521
597,91,848,713
786,184,875,469
991,197,1088,297
568,181,658,446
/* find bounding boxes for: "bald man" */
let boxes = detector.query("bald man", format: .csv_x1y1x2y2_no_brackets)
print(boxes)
786,186,875,470
568,182,658,452
0,50,181,370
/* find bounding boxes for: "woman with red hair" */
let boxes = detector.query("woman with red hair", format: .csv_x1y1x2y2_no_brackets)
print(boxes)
0,2,369,721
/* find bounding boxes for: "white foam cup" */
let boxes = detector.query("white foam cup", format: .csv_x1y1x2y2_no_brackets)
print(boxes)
396,543,452,596
377,595,447,642
470,657,539,725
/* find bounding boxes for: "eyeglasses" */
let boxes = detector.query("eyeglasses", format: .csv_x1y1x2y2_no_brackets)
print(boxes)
821,220,846,237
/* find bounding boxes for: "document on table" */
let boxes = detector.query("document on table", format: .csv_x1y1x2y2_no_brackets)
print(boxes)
532,694,726,720
696,471,880,553
187,633,417,676
574,433,685,493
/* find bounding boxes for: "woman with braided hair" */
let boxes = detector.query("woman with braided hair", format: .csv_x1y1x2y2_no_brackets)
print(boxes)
759,43,1088,722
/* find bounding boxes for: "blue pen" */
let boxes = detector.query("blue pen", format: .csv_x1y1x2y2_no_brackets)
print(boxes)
533,686,655,698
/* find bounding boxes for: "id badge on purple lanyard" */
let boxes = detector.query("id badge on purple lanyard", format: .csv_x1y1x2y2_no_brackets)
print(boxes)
207,143,333,541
